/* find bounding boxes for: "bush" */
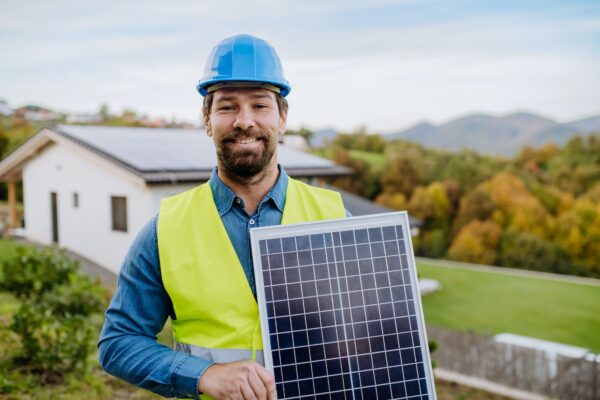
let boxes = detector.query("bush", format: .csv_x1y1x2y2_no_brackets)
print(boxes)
499,230,560,272
0,247,105,383
0,246,78,299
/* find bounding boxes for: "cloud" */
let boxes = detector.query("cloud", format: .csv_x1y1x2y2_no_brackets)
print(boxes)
1,0,599,130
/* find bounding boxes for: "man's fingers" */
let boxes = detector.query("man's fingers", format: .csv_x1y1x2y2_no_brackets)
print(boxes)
255,365,277,400
248,368,268,400
240,382,257,400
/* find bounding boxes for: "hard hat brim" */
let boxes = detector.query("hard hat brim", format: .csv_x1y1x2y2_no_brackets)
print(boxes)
197,78,290,97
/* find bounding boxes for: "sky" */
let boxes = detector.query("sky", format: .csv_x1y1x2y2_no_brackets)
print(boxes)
1,0,600,132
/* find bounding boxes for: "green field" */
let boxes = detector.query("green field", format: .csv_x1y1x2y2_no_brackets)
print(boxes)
418,261,600,351
348,149,386,168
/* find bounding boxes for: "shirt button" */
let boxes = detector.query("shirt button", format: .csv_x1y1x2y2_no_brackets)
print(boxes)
235,198,241,204
249,219,255,225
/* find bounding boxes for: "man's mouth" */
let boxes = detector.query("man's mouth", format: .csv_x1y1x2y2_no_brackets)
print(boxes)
234,137,259,144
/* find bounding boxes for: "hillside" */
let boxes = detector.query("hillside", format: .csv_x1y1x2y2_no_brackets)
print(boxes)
384,111,600,156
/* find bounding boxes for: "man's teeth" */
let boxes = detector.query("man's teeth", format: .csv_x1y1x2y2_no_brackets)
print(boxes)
235,138,258,144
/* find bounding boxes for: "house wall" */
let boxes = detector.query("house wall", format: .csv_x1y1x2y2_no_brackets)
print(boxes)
22,143,154,274
148,183,199,214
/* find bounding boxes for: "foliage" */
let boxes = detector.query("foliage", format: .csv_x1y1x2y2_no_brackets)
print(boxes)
317,130,599,276
453,188,495,235
0,247,106,384
285,126,313,142
0,293,162,399
325,149,374,197
375,192,407,211
380,157,421,198
498,230,562,273
331,130,386,153
0,246,78,299
448,220,502,265
419,229,448,258
479,172,554,238
553,197,600,277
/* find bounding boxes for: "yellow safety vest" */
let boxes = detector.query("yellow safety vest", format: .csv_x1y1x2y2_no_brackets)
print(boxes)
157,178,345,396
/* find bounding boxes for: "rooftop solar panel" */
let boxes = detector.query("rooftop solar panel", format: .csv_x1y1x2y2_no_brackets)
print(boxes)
251,212,436,399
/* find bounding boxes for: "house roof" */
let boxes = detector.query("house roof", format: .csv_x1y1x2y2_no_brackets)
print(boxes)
0,125,351,183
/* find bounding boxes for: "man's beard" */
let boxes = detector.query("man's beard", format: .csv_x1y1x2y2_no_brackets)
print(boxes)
216,128,277,178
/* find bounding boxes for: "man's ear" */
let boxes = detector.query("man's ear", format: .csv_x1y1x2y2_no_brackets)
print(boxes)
204,111,213,137
278,112,287,136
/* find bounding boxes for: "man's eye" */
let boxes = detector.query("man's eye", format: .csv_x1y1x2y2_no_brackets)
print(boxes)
218,105,234,111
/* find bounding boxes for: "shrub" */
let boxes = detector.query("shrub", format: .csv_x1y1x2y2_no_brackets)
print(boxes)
0,246,78,299
499,229,560,272
0,247,105,383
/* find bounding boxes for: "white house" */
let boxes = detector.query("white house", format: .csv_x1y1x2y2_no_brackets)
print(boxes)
0,125,350,274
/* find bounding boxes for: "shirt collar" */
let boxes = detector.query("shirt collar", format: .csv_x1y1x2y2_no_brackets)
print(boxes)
209,165,288,216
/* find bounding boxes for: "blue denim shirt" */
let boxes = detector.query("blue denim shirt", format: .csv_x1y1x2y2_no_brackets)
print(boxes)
98,167,290,399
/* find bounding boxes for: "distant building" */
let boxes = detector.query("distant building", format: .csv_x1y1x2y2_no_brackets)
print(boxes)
66,113,104,124
14,105,62,122
0,100,12,116
0,125,350,274
281,134,308,151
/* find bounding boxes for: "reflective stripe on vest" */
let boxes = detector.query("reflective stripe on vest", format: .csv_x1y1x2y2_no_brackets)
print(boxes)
175,343,265,366
157,177,345,365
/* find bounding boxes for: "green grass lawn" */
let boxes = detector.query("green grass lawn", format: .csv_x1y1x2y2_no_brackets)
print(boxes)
418,261,600,352
348,149,387,168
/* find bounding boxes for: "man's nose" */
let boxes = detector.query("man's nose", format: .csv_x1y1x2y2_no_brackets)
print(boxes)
233,107,255,130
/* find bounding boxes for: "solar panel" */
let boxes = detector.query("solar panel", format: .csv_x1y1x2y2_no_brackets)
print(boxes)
250,212,436,399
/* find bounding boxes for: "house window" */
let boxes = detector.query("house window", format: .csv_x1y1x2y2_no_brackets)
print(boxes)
111,196,127,232
73,193,79,208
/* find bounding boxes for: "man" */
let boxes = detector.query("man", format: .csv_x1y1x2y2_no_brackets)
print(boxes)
99,34,347,399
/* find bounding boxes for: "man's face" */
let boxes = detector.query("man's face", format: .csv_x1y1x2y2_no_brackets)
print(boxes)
204,87,287,178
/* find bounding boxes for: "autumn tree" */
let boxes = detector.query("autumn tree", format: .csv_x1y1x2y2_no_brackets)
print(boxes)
479,172,554,238
553,195,600,277
499,230,561,272
324,149,380,198
448,220,502,265
452,188,495,235
380,157,421,198
375,192,407,211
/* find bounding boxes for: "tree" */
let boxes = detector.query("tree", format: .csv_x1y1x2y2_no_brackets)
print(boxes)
407,182,451,230
479,172,554,238
499,230,561,272
380,157,421,198
0,128,9,159
448,220,502,265
326,149,371,196
453,188,495,235
553,197,600,277
285,127,313,143
375,192,407,211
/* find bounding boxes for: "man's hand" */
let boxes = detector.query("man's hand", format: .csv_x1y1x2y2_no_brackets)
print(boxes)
198,360,277,400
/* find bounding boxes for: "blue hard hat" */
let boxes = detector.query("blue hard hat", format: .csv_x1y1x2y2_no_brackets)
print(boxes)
197,34,291,97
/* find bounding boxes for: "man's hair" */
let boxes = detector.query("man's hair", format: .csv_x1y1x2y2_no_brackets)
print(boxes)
202,92,289,119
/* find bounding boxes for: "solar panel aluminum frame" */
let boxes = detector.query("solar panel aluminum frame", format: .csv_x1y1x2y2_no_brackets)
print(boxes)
250,211,436,399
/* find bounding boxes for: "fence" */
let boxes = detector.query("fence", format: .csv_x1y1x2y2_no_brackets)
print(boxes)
427,326,600,399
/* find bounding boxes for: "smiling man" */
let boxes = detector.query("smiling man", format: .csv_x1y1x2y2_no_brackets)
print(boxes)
98,34,347,400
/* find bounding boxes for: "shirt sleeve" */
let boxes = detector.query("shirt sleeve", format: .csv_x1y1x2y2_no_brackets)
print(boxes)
98,215,214,399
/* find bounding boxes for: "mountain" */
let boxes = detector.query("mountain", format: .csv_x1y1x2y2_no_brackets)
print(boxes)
383,111,600,156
